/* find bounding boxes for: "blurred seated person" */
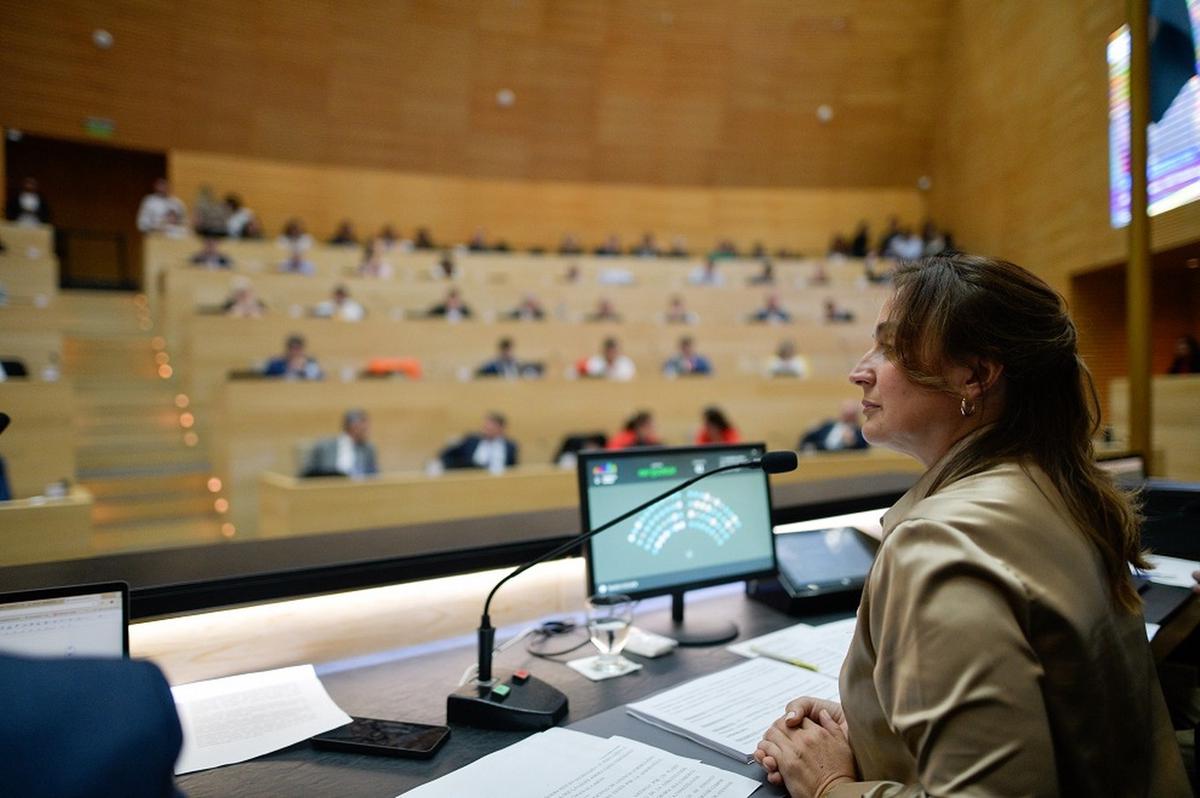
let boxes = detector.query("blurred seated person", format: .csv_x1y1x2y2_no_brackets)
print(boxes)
558,233,584,255
224,193,256,238
221,280,267,318
0,358,29,381
414,226,436,250
764,339,810,378
159,208,190,239
688,256,725,286
580,337,636,381
1168,334,1200,374
189,237,232,269
329,219,358,246
560,263,582,284
593,233,622,256
696,406,740,445
630,232,659,257
665,235,689,258
263,334,323,379
477,333,535,376
439,412,518,471
553,431,609,468
798,399,868,452
750,241,768,258
711,238,739,258
505,293,546,321
377,224,412,252
607,410,662,450
808,262,830,286
827,234,852,258
313,285,365,322
747,259,775,286
239,215,265,240
0,653,183,798
6,177,51,225
136,178,187,233
850,221,871,257
823,297,855,323
426,288,472,321
749,292,792,324
302,409,378,478
886,226,924,260
278,251,316,276
357,238,395,279
663,294,698,325
597,265,634,285
278,218,314,253
434,252,457,280
921,220,947,256
662,336,713,377
876,215,901,255
192,184,227,236
584,297,622,323
467,226,489,252
0,451,9,501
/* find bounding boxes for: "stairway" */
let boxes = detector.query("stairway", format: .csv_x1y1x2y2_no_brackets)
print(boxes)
59,291,227,553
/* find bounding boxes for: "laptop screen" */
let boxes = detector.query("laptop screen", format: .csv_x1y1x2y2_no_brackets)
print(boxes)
0,583,129,658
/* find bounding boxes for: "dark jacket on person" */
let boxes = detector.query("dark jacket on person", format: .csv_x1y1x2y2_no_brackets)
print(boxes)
798,421,868,451
302,436,378,477
440,435,518,470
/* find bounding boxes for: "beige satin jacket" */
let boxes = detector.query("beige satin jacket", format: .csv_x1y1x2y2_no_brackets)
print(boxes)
828,444,1190,797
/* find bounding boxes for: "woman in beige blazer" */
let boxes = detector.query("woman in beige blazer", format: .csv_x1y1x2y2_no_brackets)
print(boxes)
754,254,1191,797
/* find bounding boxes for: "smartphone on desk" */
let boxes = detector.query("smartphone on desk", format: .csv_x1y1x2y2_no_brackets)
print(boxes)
311,716,450,759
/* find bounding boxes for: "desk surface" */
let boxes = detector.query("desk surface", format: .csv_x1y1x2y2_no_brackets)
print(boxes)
175,587,837,797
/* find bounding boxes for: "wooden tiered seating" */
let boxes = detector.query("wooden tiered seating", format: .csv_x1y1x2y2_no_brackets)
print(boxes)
1109,375,1200,480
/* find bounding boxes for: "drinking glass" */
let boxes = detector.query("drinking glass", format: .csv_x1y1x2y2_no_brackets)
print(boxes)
586,594,634,674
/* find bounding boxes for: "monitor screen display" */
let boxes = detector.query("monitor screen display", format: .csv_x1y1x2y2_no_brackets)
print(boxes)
1108,1,1200,227
578,444,777,599
0,584,128,659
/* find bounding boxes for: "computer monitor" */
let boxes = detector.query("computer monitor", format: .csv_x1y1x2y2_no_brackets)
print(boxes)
577,443,777,645
0,582,129,659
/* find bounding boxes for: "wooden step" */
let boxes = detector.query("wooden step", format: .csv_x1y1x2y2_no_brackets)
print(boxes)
81,472,215,500
90,494,220,527
90,516,228,555
76,447,210,475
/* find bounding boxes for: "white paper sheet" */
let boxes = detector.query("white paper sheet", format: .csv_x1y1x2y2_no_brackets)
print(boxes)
1143,554,1200,589
398,728,759,798
171,664,352,775
626,657,840,761
727,616,857,676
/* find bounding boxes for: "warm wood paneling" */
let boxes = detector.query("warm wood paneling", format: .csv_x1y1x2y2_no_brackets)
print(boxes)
928,1,1200,292
0,1,948,189
170,149,925,248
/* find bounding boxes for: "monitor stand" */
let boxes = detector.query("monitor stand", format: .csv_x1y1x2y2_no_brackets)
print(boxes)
641,591,738,647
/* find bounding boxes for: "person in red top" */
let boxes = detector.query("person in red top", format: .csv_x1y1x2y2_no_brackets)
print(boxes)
607,411,662,450
695,406,740,445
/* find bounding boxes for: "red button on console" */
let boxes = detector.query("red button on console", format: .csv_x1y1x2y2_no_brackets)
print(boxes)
512,669,530,684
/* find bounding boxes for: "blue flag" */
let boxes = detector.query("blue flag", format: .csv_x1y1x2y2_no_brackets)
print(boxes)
1150,0,1198,122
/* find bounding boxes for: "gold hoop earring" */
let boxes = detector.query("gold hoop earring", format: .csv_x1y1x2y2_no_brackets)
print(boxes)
960,396,977,417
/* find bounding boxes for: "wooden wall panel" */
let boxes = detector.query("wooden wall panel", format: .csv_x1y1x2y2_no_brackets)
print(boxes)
169,149,925,248
928,0,1200,292
0,0,947,189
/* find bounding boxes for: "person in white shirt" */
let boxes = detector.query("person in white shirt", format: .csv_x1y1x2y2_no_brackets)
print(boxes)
357,239,395,279
887,228,925,261
136,179,188,233
277,219,314,253
6,177,51,225
312,285,365,322
764,339,811,378
224,194,256,238
687,256,725,286
439,413,519,472
582,337,636,381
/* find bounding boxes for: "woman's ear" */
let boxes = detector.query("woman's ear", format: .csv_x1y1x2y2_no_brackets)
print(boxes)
963,358,1004,400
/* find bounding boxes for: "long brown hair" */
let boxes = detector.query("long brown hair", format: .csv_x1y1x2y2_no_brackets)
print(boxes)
885,253,1147,613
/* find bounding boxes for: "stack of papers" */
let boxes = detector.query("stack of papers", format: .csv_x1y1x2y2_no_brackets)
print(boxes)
727,617,857,675
399,728,759,798
626,657,839,763
1143,554,1200,588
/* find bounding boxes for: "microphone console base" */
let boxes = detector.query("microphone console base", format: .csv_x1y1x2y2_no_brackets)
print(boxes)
447,672,568,731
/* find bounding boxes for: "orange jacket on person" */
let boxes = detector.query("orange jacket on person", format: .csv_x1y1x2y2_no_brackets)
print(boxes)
606,429,663,450
695,426,741,445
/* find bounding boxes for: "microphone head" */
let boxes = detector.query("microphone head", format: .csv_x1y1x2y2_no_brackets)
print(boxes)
759,450,798,474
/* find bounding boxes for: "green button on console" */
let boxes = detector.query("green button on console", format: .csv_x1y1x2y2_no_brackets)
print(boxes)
491,683,511,700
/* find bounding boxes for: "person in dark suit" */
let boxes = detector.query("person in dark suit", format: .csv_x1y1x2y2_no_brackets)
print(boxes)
798,400,869,452
439,412,518,471
0,653,182,798
302,409,378,478
262,334,323,380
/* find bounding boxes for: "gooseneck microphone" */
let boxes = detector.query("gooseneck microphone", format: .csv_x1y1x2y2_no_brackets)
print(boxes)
447,449,798,731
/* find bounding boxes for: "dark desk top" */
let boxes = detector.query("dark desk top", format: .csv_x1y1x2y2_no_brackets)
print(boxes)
175,587,842,798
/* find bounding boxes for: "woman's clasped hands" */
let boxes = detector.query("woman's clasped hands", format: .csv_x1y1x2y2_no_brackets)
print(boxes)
754,697,856,798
